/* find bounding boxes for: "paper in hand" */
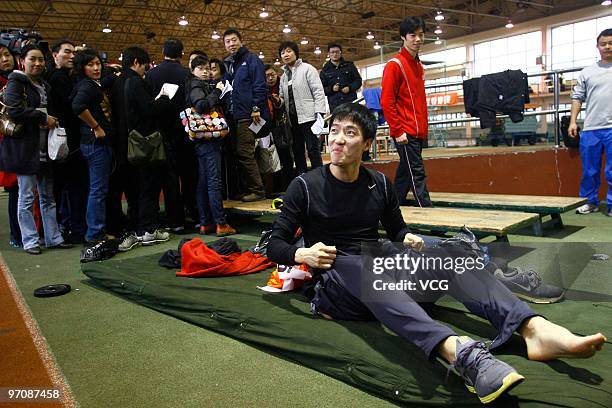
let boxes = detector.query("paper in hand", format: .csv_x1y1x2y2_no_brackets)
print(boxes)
220,80,233,99
311,113,325,135
248,117,266,134
156,83,179,100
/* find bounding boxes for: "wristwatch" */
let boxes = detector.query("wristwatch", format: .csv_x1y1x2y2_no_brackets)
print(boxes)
252,106,260,113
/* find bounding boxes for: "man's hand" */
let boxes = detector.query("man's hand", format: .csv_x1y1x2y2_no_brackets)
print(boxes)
568,122,579,138
215,81,225,91
341,86,350,94
403,233,424,251
294,242,337,269
271,93,281,104
395,133,409,144
333,84,340,92
251,111,261,124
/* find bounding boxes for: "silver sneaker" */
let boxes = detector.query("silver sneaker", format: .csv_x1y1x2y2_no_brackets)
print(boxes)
118,232,141,252
142,229,170,246
575,203,598,214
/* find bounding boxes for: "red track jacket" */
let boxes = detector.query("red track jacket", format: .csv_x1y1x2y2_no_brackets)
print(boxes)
380,47,428,139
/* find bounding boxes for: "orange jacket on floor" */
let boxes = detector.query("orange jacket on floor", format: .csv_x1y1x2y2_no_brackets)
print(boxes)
177,238,274,278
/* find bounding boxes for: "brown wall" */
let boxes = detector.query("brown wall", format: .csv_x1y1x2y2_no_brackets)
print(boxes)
365,148,607,198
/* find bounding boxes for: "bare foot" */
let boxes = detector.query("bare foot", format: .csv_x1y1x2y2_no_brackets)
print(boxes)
520,316,607,361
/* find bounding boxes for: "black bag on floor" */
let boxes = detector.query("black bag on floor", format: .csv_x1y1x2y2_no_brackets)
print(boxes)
80,239,119,263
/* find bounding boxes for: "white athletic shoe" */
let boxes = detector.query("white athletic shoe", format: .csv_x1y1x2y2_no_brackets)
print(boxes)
141,229,170,246
575,203,598,214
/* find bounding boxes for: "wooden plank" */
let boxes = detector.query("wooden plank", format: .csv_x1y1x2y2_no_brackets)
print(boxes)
418,192,587,214
224,200,538,237
400,207,539,236
224,200,280,216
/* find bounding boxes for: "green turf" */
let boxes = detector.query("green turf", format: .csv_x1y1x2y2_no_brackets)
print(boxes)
1,192,611,407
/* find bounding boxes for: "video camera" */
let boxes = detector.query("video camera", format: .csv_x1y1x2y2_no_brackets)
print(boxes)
0,28,46,55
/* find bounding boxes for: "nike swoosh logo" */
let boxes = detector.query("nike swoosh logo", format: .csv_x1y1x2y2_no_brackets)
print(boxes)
510,280,532,292
368,184,376,190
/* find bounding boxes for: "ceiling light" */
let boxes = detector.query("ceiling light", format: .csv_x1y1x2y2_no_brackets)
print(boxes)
274,58,281,66
118,54,123,61
211,30,220,40
282,24,291,33
102,23,112,33
602,0,611,5
259,7,269,18
300,38,309,45
434,37,442,45
373,42,381,50
366,31,374,40
314,46,322,55
505,19,514,29
179,15,188,26
435,10,445,21
434,26,443,35
259,51,265,59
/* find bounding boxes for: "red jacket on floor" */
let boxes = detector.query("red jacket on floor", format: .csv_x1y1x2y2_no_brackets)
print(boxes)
380,47,428,139
177,238,274,278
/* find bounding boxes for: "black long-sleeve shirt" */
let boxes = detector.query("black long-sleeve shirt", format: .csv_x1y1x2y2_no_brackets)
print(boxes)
71,78,112,144
185,76,222,114
267,165,410,266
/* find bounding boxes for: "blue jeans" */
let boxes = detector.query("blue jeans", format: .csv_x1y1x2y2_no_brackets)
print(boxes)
81,143,112,241
579,128,612,207
195,141,226,225
17,174,64,250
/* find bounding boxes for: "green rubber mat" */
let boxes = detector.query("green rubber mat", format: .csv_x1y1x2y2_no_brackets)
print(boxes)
82,253,612,407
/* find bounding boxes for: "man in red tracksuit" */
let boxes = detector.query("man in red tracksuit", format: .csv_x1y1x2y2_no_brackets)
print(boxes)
381,16,432,207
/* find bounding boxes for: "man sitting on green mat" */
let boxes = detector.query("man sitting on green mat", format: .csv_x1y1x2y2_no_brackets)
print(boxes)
267,103,606,404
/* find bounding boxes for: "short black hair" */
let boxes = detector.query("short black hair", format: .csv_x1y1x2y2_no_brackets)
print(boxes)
122,46,150,71
189,49,207,59
190,55,209,71
19,43,42,58
223,28,242,40
0,44,18,69
163,38,183,59
597,28,612,43
327,43,342,52
51,39,75,54
263,64,275,71
399,16,426,37
72,48,101,78
209,58,226,75
278,41,299,59
329,103,377,142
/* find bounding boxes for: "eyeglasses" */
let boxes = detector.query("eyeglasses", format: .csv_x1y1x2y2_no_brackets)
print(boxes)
329,50,341,54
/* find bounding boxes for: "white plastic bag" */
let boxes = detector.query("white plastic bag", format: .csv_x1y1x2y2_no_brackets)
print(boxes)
48,126,69,161
256,133,281,174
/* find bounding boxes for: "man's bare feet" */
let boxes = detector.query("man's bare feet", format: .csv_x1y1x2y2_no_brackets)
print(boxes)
520,316,606,361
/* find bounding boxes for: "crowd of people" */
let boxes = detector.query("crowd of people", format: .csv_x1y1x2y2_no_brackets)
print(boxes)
0,17,609,405
0,27,366,255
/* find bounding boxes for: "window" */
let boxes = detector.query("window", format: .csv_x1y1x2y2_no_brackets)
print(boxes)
551,15,612,75
421,46,466,69
473,31,542,78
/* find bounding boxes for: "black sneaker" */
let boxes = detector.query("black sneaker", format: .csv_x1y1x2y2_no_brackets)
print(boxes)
453,336,524,404
494,267,565,304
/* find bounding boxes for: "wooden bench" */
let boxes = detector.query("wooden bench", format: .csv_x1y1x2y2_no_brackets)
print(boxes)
399,207,539,242
409,193,587,236
224,200,539,242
